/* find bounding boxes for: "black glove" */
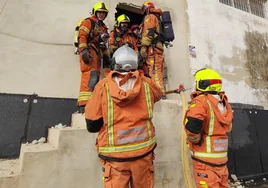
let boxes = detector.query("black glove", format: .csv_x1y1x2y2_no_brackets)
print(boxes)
81,49,91,64
99,33,109,42
103,55,111,69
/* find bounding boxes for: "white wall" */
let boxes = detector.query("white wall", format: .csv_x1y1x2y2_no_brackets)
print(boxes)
3,0,266,107
187,0,268,108
0,0,191,99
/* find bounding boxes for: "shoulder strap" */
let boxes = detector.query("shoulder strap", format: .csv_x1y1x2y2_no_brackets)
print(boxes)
113,29,119,46
84,17,96,41
85,17,95,31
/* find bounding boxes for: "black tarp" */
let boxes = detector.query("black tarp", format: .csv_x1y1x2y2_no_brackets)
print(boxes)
27,97,77,142
0,94,29,157
0,93,77,158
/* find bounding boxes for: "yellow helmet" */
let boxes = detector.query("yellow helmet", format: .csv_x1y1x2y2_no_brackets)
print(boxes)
117,14,130,26
194,68,222,93
92,2,109,15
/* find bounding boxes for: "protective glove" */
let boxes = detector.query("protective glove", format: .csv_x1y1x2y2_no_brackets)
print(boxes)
81,49,91,64
99,33,109,43
140,46,147,59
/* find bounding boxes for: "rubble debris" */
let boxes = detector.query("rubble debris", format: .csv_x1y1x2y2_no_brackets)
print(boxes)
32,140,38,144
228,174,245,188
29,137,46,145
231,174,238,182
228,181,245,188
228,174,251,188
38,137,46,144
52,123,67,129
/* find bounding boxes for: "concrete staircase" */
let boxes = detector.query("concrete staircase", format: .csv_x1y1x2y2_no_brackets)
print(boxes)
0,100,187,188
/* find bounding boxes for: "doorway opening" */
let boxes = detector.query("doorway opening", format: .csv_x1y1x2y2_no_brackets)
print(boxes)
113,3,168,87
114,3,144,28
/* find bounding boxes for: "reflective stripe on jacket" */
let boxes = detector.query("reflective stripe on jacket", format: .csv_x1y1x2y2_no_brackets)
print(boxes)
85,70,163,159
184,91,233,164
78,15,108,53
98,82,156,155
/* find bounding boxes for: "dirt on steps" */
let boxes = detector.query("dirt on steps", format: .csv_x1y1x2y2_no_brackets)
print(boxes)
0,159,19,177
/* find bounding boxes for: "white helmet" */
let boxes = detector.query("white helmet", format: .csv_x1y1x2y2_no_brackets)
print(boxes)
112,45,138,72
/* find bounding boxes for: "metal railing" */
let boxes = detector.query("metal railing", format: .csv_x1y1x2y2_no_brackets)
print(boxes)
219,0,268,19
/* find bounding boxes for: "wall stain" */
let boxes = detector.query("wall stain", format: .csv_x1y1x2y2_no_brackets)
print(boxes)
244,31,268,99
218,47,250,84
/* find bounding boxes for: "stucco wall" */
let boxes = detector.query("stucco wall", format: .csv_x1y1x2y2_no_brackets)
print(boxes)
187,0,268,108
0,0,190,99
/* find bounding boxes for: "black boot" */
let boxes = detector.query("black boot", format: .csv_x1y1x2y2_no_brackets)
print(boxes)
78,106,85,114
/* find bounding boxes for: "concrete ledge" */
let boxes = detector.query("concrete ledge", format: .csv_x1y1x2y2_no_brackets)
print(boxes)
71,112,86,129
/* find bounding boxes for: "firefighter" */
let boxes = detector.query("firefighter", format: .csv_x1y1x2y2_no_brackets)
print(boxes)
85,45,163,188
130,24,141,49
130,24,150,78
109,14,138,56
140,1,166,98
77,2,110,113
184,68,233,188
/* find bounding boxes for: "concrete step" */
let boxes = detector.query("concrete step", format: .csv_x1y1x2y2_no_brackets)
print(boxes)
0,159,19,177
0,99,190,188
70,112,86,129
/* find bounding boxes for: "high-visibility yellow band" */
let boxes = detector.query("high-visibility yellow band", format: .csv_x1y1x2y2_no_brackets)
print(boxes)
105,84,114,146
80,26,90,34
144,82,153,139
193,151,227,158
79,43,87,48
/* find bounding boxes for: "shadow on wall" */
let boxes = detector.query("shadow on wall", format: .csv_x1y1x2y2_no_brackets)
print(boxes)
245,31,268,99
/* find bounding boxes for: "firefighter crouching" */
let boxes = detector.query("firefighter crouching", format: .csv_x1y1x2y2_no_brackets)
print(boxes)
85,45,163,188
184,68,233,188
77,2,110,113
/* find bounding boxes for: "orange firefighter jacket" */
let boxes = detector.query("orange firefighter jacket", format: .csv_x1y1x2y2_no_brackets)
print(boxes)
109,28,138,54
141,8,163,53
184,91,233,165
78,15,108,55
85,70,163,160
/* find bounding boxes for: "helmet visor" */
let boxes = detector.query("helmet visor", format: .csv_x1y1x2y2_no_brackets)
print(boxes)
199,79,222,90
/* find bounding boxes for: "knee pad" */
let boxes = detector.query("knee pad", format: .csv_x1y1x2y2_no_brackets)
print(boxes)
88,70,99,91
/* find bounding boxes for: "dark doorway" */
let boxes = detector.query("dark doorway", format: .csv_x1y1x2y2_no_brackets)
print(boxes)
114,3,144,28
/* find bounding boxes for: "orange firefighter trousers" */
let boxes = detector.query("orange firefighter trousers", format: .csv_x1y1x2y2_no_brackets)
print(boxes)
193,160,229,188
146,50,165,94
77,48,100,107
101,153,154,188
